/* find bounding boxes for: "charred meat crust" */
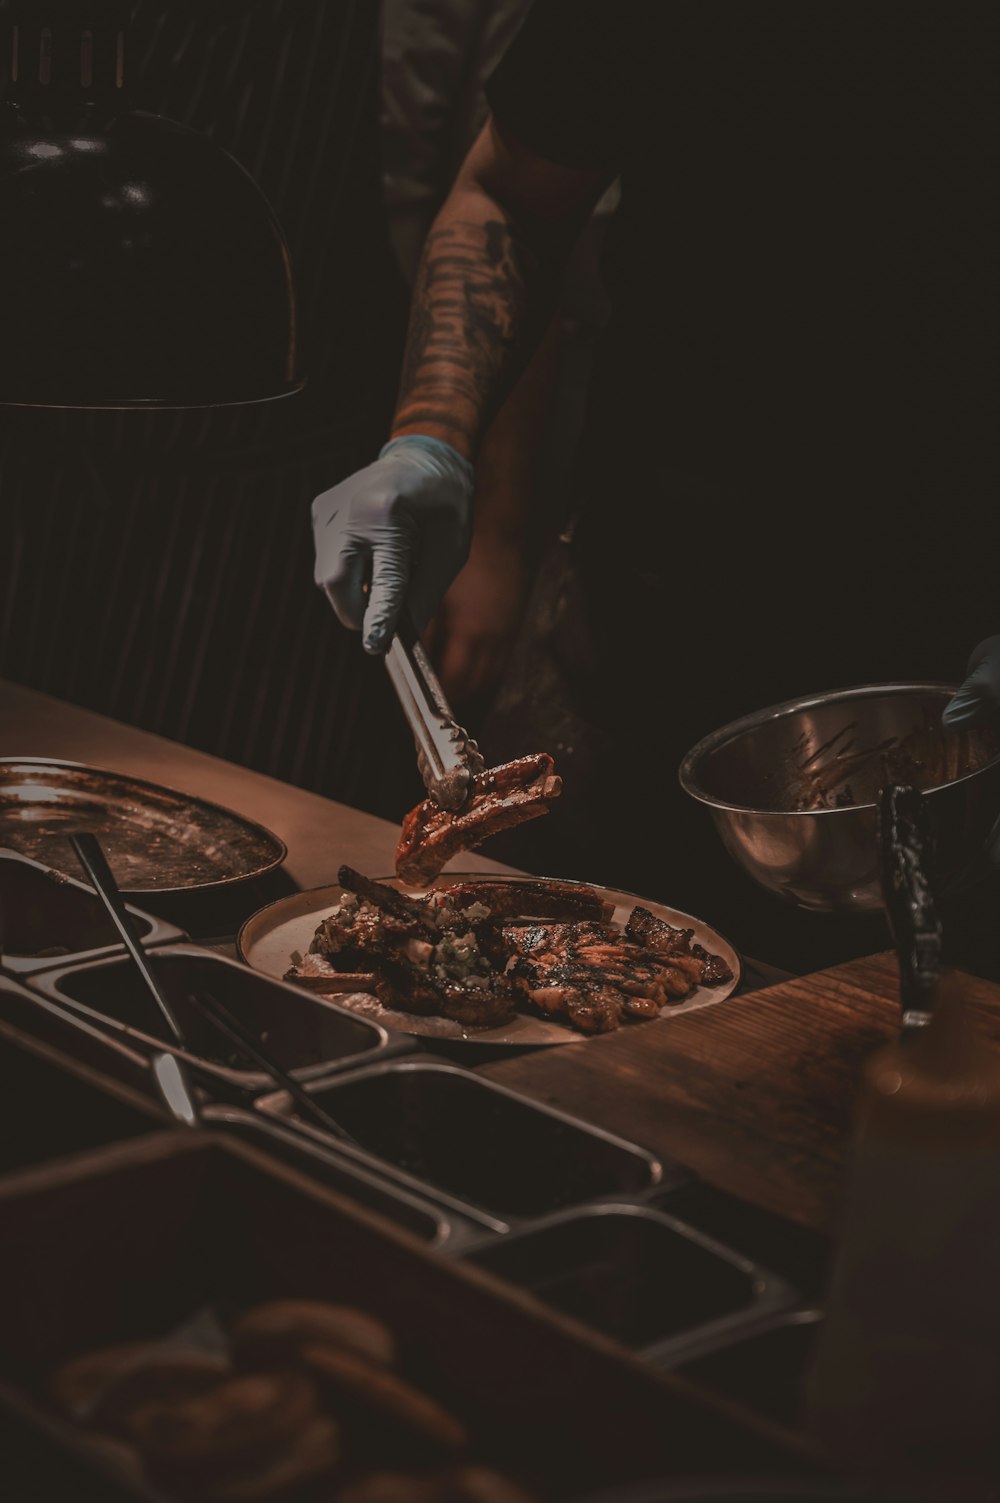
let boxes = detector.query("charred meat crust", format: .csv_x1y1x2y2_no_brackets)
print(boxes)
444,879,615,924
395,755,562,886
693,945,735,985
371,951,518,1028
626,905,733,985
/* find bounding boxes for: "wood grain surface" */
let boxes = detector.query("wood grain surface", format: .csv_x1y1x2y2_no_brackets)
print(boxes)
481,952,1000,1235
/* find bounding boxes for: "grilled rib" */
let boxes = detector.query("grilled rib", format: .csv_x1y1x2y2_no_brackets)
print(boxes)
395,754,562,886
443,878,615,924
337,865,440,939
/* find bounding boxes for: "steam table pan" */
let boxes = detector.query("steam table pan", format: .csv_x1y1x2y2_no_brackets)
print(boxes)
0,971,166,1106
199,1105,462,1248
255,1057,673,1234
651,1179,832,1302
25,943,392,1095
677,1308,824,1428
0,1020,164,1179
0,974,466,1250
463,1203,797,1367
0,848,183,976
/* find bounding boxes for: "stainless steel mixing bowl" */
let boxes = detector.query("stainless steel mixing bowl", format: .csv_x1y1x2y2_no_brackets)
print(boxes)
679,684,1000,913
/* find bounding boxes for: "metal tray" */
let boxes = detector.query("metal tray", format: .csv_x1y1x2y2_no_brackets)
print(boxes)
0,971,169,1101
0,758,286,895
256,1057,671,1233
25,943,391,1094
0,1021,164,1178
651,1180,832,1302
238,873,742,1046
0,848,183,976
462,1203,797,1367
677,1309,824,1428
199,1105,458,1248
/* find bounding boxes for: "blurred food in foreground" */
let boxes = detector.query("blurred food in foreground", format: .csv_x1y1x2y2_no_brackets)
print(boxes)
49,1297,539,1503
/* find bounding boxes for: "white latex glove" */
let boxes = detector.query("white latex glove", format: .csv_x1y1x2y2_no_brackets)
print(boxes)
311,435,475,653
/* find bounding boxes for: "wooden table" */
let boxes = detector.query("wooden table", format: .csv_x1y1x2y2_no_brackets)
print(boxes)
6,678,1000,1241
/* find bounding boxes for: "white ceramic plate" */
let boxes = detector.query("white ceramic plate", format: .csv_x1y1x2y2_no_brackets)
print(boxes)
237,873,742,1047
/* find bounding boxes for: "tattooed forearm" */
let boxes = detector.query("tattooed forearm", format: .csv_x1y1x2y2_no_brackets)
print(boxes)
391,209,553,458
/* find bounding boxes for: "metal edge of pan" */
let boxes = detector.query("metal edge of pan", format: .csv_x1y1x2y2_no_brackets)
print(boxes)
0,757,287,896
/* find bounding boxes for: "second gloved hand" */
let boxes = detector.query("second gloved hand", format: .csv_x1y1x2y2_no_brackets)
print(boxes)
312,435,475,653
943,637,1000,730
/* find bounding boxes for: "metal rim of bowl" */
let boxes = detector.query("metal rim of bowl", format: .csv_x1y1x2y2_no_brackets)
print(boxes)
677,681,1000,818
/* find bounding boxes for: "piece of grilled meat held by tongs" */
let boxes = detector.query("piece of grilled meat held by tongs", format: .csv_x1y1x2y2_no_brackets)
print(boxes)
878,783,943,1036
384,610,562,886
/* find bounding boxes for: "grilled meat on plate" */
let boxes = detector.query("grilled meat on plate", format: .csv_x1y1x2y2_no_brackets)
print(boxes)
285,871,732,1035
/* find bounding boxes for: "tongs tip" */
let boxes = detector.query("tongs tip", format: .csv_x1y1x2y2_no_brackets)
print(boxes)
416,741,482,812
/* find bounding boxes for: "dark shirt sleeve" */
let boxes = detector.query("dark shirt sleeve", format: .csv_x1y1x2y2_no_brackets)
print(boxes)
485,0,627,173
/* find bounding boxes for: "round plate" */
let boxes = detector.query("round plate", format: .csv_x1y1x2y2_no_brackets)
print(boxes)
0,758,287,896
237,873,742,1047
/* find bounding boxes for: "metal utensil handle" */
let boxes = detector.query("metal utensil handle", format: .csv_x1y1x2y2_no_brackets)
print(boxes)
403,616,485,774
193,990,361,1149
395,607,454,722
70,832,186,1046
385,617,462,775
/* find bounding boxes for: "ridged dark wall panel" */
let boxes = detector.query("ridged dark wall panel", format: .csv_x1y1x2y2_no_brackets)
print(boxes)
1,1,418,819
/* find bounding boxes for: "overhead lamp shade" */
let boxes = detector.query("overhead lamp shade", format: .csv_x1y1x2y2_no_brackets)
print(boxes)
0,1,302,409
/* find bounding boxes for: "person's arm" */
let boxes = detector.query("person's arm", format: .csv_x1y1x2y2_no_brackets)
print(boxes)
311,121,610,653
389,118,606,459
424,315,562,705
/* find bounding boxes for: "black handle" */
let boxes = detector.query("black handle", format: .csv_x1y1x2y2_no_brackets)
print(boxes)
878,785,943,1034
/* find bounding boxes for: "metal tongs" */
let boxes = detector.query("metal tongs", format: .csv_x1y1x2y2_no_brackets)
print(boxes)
70,832,360,1147
384,608,485,811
